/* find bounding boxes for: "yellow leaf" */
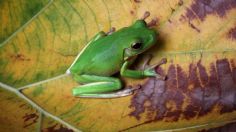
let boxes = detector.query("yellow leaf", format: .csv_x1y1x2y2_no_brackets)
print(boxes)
1,0,236,131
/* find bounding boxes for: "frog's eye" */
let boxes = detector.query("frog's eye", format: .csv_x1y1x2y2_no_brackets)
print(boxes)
131,42,142,49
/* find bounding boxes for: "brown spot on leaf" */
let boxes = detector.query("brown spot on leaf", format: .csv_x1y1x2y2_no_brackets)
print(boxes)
185,0,236,21
130,10,135,15
179,14,186,22
129,58,236,122
197,60,209,85
134,0,141,3
178,0,183,6
22,113,39,128
180,0,236,32
19,103,27,108
11,53,30,61
171,8,176,14
216,59,236,113
227,26,236,40
189,21,201,32
200,63,219,115
231,59,236,83
44,124,73,132
184,63,203,119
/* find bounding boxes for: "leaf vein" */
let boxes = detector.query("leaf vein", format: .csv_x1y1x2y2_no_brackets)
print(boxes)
0,0,54,48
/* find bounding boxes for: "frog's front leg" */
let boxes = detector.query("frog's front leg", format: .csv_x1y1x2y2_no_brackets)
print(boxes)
72,74,134,98
121,58,166,79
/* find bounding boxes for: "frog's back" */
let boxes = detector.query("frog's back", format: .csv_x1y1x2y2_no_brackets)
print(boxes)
68,35,124,76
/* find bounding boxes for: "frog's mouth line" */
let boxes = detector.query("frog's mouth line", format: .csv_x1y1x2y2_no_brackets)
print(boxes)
124,56,136,61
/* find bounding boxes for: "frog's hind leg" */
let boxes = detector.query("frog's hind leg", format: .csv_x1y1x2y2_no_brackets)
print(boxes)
72,74,134,98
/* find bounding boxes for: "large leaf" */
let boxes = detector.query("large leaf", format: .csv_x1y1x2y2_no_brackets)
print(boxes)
0,0,236,131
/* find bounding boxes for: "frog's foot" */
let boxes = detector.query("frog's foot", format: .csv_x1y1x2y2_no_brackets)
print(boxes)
140,11,158,27
140,11,150,20
135,54,153,70
139,55,167,69
144,58,167,80
106,27,116,35
144,67,166,80
77,86,140,98
147,17,158,27
149,58,167,69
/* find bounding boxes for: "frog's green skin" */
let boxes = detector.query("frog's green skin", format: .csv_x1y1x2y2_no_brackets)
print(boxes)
67,20,160,98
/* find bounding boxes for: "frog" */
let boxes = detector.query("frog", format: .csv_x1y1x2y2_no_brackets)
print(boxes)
66,12,167,98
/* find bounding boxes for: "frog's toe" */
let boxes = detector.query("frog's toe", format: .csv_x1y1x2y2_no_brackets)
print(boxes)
107,27,116,35
147,17,158,27
150,58,168,68
141,11,150,20
158,75,167,80
160,58,167,64
118,86,140,94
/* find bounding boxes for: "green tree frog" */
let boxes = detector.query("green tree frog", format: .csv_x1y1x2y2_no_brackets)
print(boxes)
66,12,166,98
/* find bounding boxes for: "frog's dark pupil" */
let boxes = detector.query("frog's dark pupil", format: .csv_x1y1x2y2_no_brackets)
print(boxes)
132,42,142,49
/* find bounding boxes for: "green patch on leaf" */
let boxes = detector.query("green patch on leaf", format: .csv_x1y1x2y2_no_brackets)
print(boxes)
32,85,44,97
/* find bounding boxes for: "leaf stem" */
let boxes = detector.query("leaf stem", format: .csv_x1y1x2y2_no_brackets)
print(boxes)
0,82,80,132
